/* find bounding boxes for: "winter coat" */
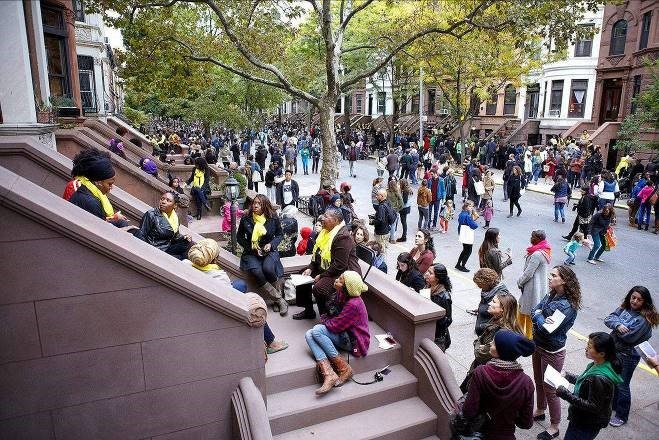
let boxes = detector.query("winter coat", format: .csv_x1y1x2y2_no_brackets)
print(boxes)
506,175,523,200
306,225,362,280
221,203,244,232
516,251,549,315
481,247,512,278
137,208,185,251
417,186,433,208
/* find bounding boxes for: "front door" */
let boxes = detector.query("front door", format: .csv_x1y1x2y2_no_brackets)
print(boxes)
600,79,622,124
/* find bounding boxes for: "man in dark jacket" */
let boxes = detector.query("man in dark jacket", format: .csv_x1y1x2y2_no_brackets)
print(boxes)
295,208,362,320
275,169,299,209
386,150,399,179
372,189,393,252
563,186,597,240
502,154,516,201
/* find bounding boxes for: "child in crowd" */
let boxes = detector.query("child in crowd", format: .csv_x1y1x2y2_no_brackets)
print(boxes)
439,199,454,233
221,198,244,232
297,226,312,256
563,232,589,265
483,199,494,229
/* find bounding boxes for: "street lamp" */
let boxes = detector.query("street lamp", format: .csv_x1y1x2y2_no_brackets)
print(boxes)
224,177,239,253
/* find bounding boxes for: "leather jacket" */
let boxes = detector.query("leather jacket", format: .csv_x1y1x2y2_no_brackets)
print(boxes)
557,372,616,429
138,208,182,251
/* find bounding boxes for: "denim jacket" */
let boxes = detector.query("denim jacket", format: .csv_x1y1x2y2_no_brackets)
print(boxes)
604,308,652,356
531,293,577,352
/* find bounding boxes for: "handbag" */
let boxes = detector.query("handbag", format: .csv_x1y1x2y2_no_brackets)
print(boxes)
459,225,475,244
252,170,263,182
473,180,485,196
543,164,550,172
604,226,617,250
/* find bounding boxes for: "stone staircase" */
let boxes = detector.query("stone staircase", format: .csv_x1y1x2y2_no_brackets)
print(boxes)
486,118,520,141
262,311,445,439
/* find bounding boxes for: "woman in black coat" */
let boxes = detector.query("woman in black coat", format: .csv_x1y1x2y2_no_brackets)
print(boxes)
506,165,524,218
395,252,425,292
186,157,211,220
237,194,288,315
138,191,192,260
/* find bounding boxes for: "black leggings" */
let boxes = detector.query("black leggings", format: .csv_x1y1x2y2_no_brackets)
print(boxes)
400,211,408,239
509,198,522,215
312,157,320,173
566,217,589,240
457,244,473,267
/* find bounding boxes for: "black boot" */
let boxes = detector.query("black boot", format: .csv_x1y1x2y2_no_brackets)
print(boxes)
196,208,202,220
292,308,317,320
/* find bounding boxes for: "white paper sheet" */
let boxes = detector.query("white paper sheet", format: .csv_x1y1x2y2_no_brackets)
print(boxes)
375,334,397,350
542,309,566,334
544,365,571,390
289,274,314,286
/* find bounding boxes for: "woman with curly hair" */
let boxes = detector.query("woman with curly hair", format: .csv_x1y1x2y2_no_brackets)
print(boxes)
478,227,512,279
531,265,581,440
350,223,370,246
605,286,658,427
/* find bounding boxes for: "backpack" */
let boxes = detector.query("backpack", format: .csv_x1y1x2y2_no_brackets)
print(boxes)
308,195,326,220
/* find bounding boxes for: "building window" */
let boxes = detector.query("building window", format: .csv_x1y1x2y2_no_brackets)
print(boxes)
291,100,298,113
549,80,564,116
574,25,594,57
368,94,373,115
639,12,652,50
609,20,627,56
42,5,71,98
568,79,588,118
377,92,386,114
503,84,516,115
411,95,419,113
335,98,341,113
427,89,435,114
485,91,497,115
355,94,363,114
631,75,642,114
77,55,96,113
344,95,352,113
72,0,85,22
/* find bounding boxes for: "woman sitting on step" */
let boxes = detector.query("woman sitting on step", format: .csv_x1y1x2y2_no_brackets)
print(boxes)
305,271,370,395
136,191,192,260
184,239,288,356
186,157,211,220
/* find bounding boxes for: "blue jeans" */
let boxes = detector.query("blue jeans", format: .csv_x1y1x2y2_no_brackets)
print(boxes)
533,165,541,183
564,421,600,440
564,250,575,264
587,232,605,260
612,352,640,422
638,202,652,226
191,187,208,208
301,157,309,174
232,279,274,345
554,202,566,221
305,324,351,361
503,179,509,200
418,206,429,228
389,213,398,240
429,199,442,227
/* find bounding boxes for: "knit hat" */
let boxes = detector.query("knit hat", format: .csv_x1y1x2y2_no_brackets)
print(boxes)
343,271,368,297
494,330,535,361
85,154,115,181
188,239,219,266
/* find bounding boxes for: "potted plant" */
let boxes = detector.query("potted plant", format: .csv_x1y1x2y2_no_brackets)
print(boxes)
35,97,53,123
50,95,80,118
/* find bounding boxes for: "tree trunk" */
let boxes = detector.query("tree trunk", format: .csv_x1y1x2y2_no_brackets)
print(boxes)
318,101,338,188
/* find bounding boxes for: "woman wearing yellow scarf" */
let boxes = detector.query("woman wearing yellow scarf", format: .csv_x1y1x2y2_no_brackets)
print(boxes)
137,191,192,260
186,157,211,220
295,207,362,320
237,194,288,315
68,147,130,228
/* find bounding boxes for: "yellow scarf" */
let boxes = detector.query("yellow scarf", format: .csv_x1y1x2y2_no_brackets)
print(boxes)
77,176,114,218
251,213,267,249
192,169,205,188
312,223,343,269
162,209,179,233
192,263,219,272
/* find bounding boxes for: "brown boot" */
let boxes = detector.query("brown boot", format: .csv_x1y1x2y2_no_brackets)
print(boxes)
315,359,339,395
330,355,354,387
654,221,659,234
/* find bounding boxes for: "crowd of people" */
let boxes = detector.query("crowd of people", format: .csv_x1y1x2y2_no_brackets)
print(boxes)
65,116,659,440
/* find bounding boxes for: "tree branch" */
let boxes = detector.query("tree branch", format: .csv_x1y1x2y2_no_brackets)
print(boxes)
340,0,376,32
157,36,319,105
202,0,317,103
341,44,377,54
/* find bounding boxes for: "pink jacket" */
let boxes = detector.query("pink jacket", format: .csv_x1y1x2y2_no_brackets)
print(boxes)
221,203,244,232
638,185,655,204
483,206,494,221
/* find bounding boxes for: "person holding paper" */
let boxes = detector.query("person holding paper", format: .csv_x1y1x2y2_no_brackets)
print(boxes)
604,286,658,427
531,266,581,440
556,332,623,440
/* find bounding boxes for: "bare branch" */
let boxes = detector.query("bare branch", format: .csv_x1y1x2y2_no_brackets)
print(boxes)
202,0,317,103
304,0,320,15
340,0,376,32
156,36,319,105
339,0,345,23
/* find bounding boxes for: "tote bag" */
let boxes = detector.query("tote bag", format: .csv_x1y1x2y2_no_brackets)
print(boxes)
459,224,475,244
473,179,486,196
252,169,263,182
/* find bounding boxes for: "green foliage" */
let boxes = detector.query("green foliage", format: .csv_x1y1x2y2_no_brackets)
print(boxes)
123,106,150,126
617,59,659,153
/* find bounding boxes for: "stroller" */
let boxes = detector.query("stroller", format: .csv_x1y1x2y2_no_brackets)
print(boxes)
278,205,299,258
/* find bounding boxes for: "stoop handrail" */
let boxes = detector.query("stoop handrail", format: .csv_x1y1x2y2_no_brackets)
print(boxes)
231,377,273,440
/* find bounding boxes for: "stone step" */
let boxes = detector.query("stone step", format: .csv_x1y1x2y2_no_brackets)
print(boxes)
265,313,402,394
267,364,417,435
272,397,436,440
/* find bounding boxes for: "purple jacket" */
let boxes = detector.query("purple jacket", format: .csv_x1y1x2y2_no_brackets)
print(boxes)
323,290,370,357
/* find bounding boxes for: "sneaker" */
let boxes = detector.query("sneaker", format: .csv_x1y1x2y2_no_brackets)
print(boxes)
609,416,626,427
569,262,576,265
595,258,605,262
587,259,596,265
507,214,513,218
561,235,571,241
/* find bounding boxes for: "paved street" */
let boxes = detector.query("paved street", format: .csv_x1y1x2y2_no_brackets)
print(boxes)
277,155,659,439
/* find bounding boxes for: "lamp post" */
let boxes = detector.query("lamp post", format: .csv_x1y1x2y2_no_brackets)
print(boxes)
224,177,239,254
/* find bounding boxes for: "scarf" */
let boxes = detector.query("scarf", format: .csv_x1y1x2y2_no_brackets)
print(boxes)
162,209,179,233
192,263,220,272
488,358,523,370
573,361,623,394
251,213,267,249
192,169,205,188
312,223,343,269
527,239,552,263
77,176,114,218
